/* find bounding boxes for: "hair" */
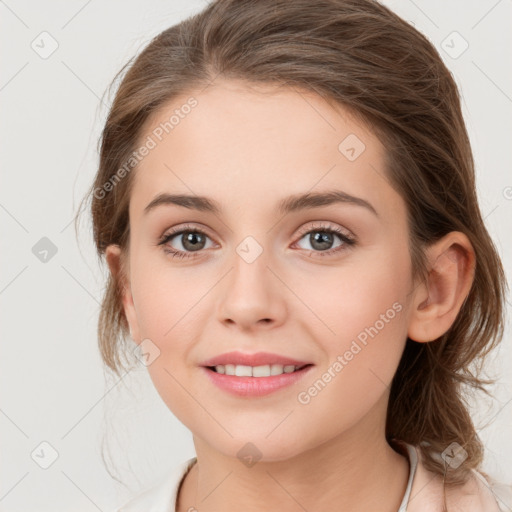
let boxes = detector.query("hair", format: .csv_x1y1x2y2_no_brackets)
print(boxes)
76,0,507,493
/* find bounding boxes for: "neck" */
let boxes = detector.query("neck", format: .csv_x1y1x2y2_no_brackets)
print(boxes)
177,400,410,512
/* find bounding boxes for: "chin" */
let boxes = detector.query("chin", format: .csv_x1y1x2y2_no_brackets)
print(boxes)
206,430,308,464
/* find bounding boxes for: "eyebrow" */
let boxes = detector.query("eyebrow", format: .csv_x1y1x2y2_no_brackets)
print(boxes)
143,190,379,217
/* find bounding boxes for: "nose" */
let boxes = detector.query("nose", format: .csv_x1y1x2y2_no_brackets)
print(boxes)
216,245,287,332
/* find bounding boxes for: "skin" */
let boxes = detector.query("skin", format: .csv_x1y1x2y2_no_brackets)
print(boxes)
106,78,475,512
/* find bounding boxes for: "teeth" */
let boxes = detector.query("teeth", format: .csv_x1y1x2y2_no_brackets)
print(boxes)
213,364,301,377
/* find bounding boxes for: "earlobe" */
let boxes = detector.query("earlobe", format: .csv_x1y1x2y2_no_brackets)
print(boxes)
407,232,475,343
105,244,141,344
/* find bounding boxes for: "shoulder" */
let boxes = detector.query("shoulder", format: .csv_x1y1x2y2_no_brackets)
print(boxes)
405,443,512,512
112,457,197,512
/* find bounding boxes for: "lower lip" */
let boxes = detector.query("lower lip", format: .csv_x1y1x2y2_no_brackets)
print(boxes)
201,365,314,397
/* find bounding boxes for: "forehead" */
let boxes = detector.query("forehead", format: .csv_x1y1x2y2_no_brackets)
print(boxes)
129,79,399,222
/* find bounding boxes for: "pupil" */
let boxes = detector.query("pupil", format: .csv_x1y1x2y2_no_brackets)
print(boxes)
183,232,205,251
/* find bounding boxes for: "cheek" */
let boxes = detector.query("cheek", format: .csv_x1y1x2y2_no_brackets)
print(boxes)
292,275,409,445
347,252,410,365
294,238,412,347
301,242,411,401
340,245,410,351
130,248,206,339
128,252,210,416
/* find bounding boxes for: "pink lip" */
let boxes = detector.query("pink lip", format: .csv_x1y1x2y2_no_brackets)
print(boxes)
201,365,314,397
200,351,311,367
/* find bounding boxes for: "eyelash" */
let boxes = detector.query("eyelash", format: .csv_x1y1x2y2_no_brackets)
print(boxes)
157,222,356,260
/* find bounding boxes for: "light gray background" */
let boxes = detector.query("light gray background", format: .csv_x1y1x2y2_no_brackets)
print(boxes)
1,1,511,510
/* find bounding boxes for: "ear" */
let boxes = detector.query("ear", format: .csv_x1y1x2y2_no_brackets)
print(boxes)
407,232,475,343
105,244,141,344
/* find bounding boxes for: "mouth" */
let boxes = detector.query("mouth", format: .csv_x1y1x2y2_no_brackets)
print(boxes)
205,363,313,377
201,363,314,397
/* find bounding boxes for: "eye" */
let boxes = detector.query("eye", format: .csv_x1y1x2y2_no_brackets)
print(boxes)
157,224,215,259
157,222,356,260
293,222,356,257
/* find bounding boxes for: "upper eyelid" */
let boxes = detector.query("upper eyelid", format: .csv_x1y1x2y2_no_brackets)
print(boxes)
161,223,214,241
296,221,353,237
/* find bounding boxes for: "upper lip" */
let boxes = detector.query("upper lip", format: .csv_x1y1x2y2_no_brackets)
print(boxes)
200,351,312,368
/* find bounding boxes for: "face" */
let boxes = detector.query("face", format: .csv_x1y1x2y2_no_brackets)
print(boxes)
112,79,417,461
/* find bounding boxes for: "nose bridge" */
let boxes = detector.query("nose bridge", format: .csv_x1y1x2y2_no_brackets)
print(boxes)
216,232,286,328
235,234,266,266
230,233,272,300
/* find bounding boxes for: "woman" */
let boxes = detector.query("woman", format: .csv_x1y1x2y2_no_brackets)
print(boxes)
79,1,512,510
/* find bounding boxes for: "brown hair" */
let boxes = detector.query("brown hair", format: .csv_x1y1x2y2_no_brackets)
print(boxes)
76,0,507,491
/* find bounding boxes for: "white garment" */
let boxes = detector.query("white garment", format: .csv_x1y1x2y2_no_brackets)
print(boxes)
114,443,512,512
